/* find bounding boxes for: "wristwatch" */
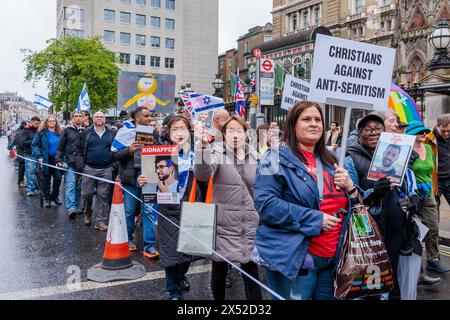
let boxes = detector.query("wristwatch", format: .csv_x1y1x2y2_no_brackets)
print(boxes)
347,185,358,195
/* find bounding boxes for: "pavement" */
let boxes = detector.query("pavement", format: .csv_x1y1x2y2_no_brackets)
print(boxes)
0,136,449,300
439,199,450,246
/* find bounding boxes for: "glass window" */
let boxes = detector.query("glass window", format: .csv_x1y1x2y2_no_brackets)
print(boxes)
120,12,131,24
136,54,146,66
165,38,175,49
104,30,115,42
120,53,131,64
303,10,309,28
136,0,146,5
151,16,161,28
292,14,297,31
151,36,161,47
65,7,85,22
355,0,363,13
166,0,175,10
120,0,131,4
165,57,175,69
136,14,146,26
165,18,175,29
136,34,146,46
315,7,320,25
64,28,84,38
120,32,131,44
150,56,160,67
104,9,115,22
151,0,161,7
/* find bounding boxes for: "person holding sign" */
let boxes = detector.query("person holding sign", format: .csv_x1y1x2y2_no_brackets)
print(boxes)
345,114,422,299
111,107,159,258
253,101,359,300
138,116,200,300
194,115,262,301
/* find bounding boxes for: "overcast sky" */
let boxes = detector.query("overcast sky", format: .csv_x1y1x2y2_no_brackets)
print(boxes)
0,0,272,102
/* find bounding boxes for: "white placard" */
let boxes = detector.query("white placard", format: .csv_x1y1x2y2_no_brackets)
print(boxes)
308,34,395,111
281,75,310,110
260,58,275,106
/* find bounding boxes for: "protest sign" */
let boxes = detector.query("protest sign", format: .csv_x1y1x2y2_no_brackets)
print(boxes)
367,132,416,186
134,125,156,169
308,34,395,111
141,145,180,204
281,75,310,110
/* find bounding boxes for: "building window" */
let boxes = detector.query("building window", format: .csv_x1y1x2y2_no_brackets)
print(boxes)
303,10,309,28
120,12,131,24
166,0,175,10
104,30,115,42
165,38,175,49
151,36,161,47
120,53,131,64
355,0,363,13
64,28,84,38
386,20,391,31
292,14,298,32
151,0,161,7
165,18,175,30
64,7,85,22
380,21,385,31
165,57,175,69
136,34,146,46
120,0,131,4
383,0,391,5
136,0,146,5
136,14,146,26
151,16,161,28
150,56,160,67
136,54,146,66
104,9,115,22
315,7,320,25
264,35,272,42
305,58,311,80
120,32,131,44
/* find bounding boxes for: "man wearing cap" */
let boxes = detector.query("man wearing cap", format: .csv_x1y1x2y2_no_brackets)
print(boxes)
345,113,421,299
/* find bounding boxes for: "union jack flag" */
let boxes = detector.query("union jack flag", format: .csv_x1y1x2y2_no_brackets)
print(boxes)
180,94,194,115
235,71,246,118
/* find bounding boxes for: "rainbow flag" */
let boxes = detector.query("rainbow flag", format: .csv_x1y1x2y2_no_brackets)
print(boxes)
388,84,423,124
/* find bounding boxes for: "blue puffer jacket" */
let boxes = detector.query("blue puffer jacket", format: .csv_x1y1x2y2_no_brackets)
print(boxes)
32,129,60,175
253,143,353,281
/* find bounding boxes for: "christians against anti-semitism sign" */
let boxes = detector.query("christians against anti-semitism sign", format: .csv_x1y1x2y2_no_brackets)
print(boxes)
308,34,395,111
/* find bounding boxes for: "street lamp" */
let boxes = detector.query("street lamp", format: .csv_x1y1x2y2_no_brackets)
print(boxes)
428,19,450,70
185,83,194,94
212,74,224,97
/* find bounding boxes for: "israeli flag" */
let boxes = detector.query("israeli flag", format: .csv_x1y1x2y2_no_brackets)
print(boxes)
76,84,91,112
33,94,53,110
189,93,225,114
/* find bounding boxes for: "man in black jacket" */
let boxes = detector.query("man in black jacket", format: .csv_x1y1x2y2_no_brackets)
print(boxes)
10,117,41,195
56,111,84,219
80,112,116,231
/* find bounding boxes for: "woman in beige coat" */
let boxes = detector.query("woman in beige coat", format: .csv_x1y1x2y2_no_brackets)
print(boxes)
194,115,262,301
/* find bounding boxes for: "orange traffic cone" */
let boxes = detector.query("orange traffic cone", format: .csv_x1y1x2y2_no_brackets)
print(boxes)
87,179,146,283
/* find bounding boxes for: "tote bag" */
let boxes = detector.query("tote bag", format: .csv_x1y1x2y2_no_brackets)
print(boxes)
177,175,217,257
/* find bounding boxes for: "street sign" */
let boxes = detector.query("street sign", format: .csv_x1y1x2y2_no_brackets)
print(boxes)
259,58,275,106
261,59,274,73
253,48,262,59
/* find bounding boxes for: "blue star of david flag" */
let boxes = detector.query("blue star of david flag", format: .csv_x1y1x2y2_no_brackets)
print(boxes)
76,84,91,112
189,92,224,114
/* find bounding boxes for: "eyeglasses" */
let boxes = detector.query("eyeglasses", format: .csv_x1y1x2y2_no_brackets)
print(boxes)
155,165,168,171
171,127,189,133
225,129,245,136
361,127,384,136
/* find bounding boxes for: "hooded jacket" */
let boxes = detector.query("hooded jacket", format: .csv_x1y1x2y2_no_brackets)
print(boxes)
56,123,84,171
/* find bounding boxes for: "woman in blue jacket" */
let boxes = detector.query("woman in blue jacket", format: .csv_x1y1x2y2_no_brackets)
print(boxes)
253,101,359,300
32,116,63,208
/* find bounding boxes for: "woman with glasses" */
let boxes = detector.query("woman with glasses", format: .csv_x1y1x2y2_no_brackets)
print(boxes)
194,115,262,301
138,116,200,300
32,116,63,208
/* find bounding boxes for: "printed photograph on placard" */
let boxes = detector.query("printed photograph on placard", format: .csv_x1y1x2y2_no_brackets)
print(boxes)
367,132,416,186
141,145,180,204
134,124,156,169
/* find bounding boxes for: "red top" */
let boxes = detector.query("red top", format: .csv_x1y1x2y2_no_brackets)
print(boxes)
301,150,348,258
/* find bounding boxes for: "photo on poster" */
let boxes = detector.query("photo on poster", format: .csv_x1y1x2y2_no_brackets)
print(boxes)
367,132,416,186
134,125,156,169
141,145,180,204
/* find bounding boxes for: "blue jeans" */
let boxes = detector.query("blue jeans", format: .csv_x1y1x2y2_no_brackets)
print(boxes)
123,185,156,250
165,263,190,299
24,157,36,193
65,166,81,211
264,254,336,300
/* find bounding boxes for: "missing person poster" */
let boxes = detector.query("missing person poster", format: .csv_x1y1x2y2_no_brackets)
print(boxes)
141,145,180,204
134,125,156,169
367,132,416,186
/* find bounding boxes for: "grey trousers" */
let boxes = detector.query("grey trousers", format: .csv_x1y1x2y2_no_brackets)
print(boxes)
81,165,113,225
417,196,440,262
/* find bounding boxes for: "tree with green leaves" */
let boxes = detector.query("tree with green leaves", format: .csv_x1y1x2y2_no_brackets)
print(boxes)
22,36,120,114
